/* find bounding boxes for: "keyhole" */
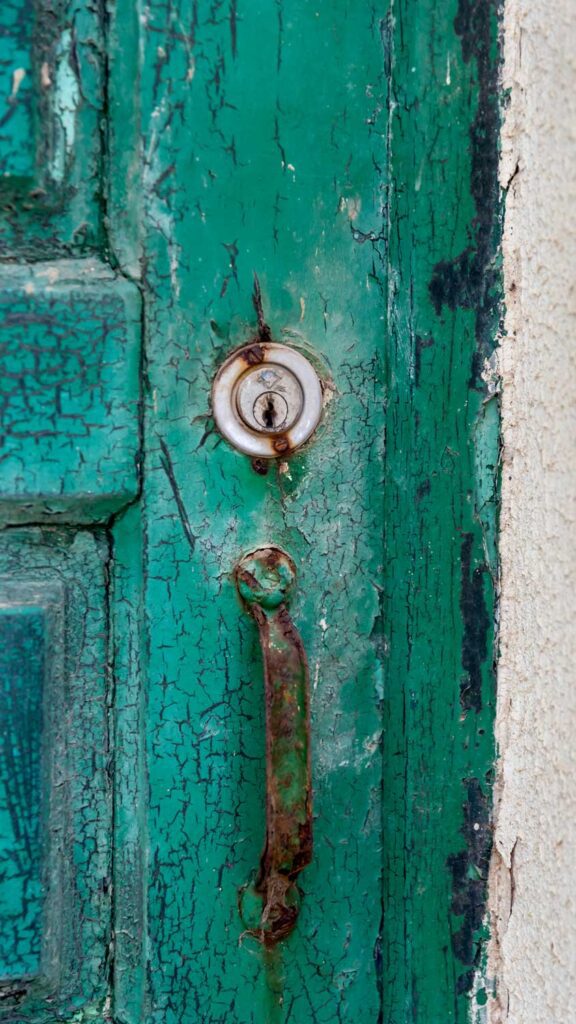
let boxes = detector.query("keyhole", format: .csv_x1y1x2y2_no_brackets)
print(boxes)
252,391,290,431
263,397,276,429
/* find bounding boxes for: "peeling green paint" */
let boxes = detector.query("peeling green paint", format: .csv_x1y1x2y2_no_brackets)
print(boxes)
51,30,79,184
0,0,502,1019
381,0,502,1017
0,0,105,258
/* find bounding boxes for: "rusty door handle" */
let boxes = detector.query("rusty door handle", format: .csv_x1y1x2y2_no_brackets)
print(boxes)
235,547,312,945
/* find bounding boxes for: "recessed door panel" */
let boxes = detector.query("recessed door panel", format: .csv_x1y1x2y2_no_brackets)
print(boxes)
0,602,45,979
0,531,111,1020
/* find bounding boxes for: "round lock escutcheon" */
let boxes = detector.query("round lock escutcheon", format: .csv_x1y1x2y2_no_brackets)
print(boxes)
212,344,323,458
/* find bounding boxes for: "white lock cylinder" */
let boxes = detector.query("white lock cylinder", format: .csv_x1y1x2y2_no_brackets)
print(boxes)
211,343,323,458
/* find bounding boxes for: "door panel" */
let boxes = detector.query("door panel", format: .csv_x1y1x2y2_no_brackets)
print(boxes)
111,4,387,1021
1,1,140,1020
0,260,141,524
0,531,111,1019
0,598,45,980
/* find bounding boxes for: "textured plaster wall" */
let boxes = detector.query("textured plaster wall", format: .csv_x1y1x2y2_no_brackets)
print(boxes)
488,0,576,1019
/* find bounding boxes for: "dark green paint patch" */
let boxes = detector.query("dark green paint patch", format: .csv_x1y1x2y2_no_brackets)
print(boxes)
460,533,490,713
429,0,503,385
429,246,482,316
447,778,492,995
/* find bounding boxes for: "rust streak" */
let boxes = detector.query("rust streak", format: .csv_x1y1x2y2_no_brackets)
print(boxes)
241,343,266,366
235,547,312,946
252,273,273,342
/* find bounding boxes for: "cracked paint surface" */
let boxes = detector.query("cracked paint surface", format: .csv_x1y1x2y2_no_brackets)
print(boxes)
0,530,112,1020
105,0,501,1019
0,0,501,1019
0,0,104,258
0,260,141,524
382,0,501,1018
108,2,387,1020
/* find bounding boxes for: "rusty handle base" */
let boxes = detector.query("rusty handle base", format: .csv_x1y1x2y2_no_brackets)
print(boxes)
235,547,312,946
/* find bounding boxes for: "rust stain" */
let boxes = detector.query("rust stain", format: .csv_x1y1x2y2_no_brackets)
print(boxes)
252,272,273,342
235,547,312,946
241,342,266,366
251,457,270,475
272,436,289,454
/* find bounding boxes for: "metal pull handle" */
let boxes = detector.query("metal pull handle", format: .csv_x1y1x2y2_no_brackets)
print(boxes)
235,547,312,945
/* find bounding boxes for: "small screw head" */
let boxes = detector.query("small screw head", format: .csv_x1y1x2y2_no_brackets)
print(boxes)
273,438,289,453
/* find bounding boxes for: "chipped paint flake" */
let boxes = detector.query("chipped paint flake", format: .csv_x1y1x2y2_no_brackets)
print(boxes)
52,31,80,183
41,61,52,89
9,67,26,100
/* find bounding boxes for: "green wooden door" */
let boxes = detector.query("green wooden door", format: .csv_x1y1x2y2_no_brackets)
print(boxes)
0,2,500,1022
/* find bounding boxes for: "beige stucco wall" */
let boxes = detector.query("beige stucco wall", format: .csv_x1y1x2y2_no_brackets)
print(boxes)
488,0,576,1019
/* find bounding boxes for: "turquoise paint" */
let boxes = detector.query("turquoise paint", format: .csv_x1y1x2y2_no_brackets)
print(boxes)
0,0,34,181
0,0,105,259
0,606,44,978
51,30,79,185
0,535,111,1020
0,261,141,524
116,2,388,1018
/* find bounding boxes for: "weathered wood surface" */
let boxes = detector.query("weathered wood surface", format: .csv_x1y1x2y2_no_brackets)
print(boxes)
110,3,387,1022
108,1,500,1022
0,0,501,1020
0,260,141,523
382,0,501,1018
0,0,104,258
